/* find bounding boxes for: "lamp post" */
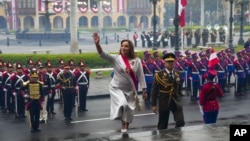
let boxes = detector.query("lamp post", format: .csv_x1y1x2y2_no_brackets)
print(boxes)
238,0,248,45
174,0,179,52
228,0,235,53
158,6,161,30
149,0,160,50
40,0,55,33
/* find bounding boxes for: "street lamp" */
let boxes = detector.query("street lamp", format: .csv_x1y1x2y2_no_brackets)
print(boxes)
149,0,160,50
228,0,235,53
238,0,249,45
174,0,179,52
158,6,161,30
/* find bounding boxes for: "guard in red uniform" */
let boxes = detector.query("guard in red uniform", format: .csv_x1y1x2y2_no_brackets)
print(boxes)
199,69,223,124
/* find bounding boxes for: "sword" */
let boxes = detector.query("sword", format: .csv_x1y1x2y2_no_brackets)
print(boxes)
14,93,19,117
75,87,79,118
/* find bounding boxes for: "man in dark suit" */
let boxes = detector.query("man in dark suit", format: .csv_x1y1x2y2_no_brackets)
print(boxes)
151,53,185,130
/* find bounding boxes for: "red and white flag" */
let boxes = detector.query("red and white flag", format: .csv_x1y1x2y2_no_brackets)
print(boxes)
178,0,188,27
208,48,219,67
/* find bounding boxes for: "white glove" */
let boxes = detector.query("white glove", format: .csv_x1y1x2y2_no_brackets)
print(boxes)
13,92,17,96
24,94,29,98
75,86,79,90
3,88,7,92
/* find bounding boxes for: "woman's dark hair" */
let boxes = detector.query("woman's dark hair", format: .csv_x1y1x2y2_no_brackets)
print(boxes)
119,39,135,59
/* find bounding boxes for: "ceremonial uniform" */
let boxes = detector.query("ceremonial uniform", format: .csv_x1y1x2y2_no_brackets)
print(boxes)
0,60,4,110
133,32,138,47
2,62,15,113
23,70,43,133
215,52,228,93
194,29,201,46
75,61,90,112
44,61,57,116
199,52,209,84
11,63,29,118
57,64,76,121
141,31,146,48
23,58,35,75
151,53,185,130
174,51,186,96
219,28,225,43
225,49,235,87
202,29,209,46
210,29,217,42
54,58,65,104
185,29,193,46
199,70,223,124
142,52,156,104
190,53,201,101
234,52,247,96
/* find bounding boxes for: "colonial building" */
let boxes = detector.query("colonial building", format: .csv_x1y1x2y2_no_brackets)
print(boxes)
0,0,165,31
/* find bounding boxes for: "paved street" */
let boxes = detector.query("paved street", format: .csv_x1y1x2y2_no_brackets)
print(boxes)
0,31,250,141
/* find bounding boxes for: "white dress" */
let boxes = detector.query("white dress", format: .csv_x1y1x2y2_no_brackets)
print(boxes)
100,52,146,123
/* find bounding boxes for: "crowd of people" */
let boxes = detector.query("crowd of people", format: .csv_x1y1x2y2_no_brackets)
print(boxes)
0,58,90,132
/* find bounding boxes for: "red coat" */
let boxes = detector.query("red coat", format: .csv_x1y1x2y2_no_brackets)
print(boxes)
199,82,223,112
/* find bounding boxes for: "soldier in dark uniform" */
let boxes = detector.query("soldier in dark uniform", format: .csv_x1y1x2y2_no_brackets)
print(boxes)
11,63,29,118
145,32,152,48
44,61,57,116
185,29,193,46
2,62,15,113
219,28,225,43
194,28,201,46
141,31,146,48
202,29,209,46
57,63,76,121
151,53,185,130
225,48,235,87
75,60,90,112
23,69,43,133
210,28,217,42
24,58,35,75
170,31,175,48
0,60,4,110
162,31,169,48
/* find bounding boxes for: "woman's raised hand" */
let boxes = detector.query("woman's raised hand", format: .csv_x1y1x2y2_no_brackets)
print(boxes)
92,32,100,45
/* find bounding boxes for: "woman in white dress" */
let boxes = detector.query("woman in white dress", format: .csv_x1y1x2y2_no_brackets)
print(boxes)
92,33,147,133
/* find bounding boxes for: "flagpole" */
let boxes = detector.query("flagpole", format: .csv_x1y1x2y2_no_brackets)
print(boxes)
181,27,184,53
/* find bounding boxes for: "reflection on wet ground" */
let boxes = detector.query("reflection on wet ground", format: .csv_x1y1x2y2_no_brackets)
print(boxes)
70,120,250,141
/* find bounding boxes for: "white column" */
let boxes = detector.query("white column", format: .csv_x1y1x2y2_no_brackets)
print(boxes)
70,0,79,54
200,0,204,27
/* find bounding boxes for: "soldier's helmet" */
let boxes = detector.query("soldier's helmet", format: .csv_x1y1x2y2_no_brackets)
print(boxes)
59,58,64,65
191,53,198,60
6,61,13,68
236,51,242,58
184,50,191,56
16,62,22,69
0,60,4,67
175,51,181,58
162,50,168,56
36,60,44,69
27,58,34,65
44,60,53,68
153,51,159,58
30,68,38,78
68,59,74,66
78,60,86,67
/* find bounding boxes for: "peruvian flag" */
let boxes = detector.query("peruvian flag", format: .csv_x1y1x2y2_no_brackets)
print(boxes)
178,0,187,27
208,48,219,67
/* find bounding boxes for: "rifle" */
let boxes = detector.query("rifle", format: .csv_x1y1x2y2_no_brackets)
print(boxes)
14,93,19,117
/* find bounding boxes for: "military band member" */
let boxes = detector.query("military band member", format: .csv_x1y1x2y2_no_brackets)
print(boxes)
23,69,43,133
242,50,249,90
219,28,226,43
44,61,57,116
202,29,209,46
11,63,29,118
57,63,76,121
151,53,185,130
186,29,193,46
210,28,217,42
194,28,201,46
75,60,90,112
141,31,146,48
2,62,15,113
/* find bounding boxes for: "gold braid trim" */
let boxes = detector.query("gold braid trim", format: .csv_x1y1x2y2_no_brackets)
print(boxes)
155,73,174,95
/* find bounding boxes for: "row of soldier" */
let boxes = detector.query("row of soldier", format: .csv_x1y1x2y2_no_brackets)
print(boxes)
0,58,90,125
137,28,226,49
141,47,250,103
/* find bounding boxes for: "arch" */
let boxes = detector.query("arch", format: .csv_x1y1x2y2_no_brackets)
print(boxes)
53,16,63,29
140,16,148,29
91,16,98,27
23,16,34,29
79,16,88,28
0,16,7,29
66,16,70,29
129,16,138,30
103,16,112,27
117,16,126,27
16,17,21,30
